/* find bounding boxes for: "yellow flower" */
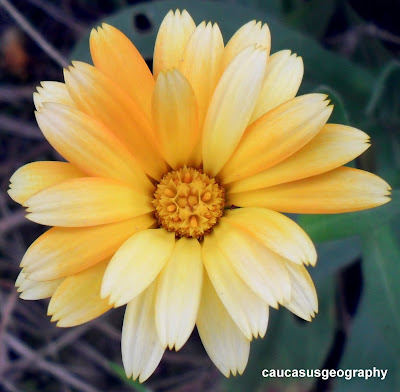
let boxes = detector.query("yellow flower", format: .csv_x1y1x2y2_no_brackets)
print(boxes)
9,9,390,382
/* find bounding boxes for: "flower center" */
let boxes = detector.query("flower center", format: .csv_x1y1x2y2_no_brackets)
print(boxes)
153,166,225,238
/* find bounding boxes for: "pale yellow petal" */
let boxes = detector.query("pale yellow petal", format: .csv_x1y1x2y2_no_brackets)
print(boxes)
153,9,196,79
228,167,391,213
8,161,84,205
64,62,166,180
25,177,153,227
202,46,267,177
101,229,175,307
122,281,165,382
202,233,269,340
34,81,75,111
229,124,370,193
48,260,112,327
155,237,203,350
16,270,63,300
251,50,303,123
21,214,155,281
152,69,199,169
197,274,250,377
90,24,154,120
179,21,224,128
35,103,152,191
282,262,318,321
214,220,291,307
221,208,316,266
222,20,271,70
221,94,332,183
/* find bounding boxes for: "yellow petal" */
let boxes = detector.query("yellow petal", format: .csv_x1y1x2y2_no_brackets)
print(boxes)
222,20,271,70
122,281,165,383
152,69,199,169
202,46,267,177
21,214,155,281
196,274,250,377
34,81,75,111
35,103,152,191
25,177,153,227
221,94,332,183
214,220,291,307
48,260,112,327
228,167,391,213
90,24,154,120
153,9,196,80
251,50,303,123
229,123,371,193
16,270,63,300
155,237,203,350
64,62,166,180
221,208,316,266
101,229,175,307
8,161,84,205
282,262,318,321
202,233,269,340
179,21,224,164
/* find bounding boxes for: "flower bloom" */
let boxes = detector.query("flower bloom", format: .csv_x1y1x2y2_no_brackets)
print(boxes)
9,9,390,382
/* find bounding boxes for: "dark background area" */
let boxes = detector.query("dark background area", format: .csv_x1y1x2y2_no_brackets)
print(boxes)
0,1,399,391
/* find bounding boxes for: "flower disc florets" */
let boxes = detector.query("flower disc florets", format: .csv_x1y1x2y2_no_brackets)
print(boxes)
153,166,225,238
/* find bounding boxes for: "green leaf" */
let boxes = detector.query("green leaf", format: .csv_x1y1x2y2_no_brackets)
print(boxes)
361,225,400,356
225,276,335,391
366,60,400,121
285,0,336,39
297,190,399,243
311,237,361,280
335,283,400,391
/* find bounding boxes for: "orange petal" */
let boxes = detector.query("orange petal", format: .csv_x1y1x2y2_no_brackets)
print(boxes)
8,161,84,205
202,46,267,177
227,167,391,213
220,94,332,184
196,273,250,377
153,9,196,79
64,62,166,180
202,233,269,340
179,21,224,164
222,20,270,70
90,24,154,120
251,50,303,123
282,262,318,321
25,177,154,227
152,69,199,169
229,123,370,193
35,103,152,191
48,259,112,327
101,229,175,307
221,208,316,266
21,213,155,280
34,81,75,111
214,220,291,307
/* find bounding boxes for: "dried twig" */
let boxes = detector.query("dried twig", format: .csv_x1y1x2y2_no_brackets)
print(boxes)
0,115,42,140
0,210,27,236
26,0,86,34
0,0,68,68
4,333,102,392
0,86,36,102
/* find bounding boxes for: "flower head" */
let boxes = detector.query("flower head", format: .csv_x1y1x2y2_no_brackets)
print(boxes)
9,9,390,382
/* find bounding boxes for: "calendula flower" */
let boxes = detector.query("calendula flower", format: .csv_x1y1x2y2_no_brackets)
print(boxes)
9,9,390,382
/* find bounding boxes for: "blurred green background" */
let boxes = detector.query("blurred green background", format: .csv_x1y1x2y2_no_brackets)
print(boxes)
0,0,399,391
